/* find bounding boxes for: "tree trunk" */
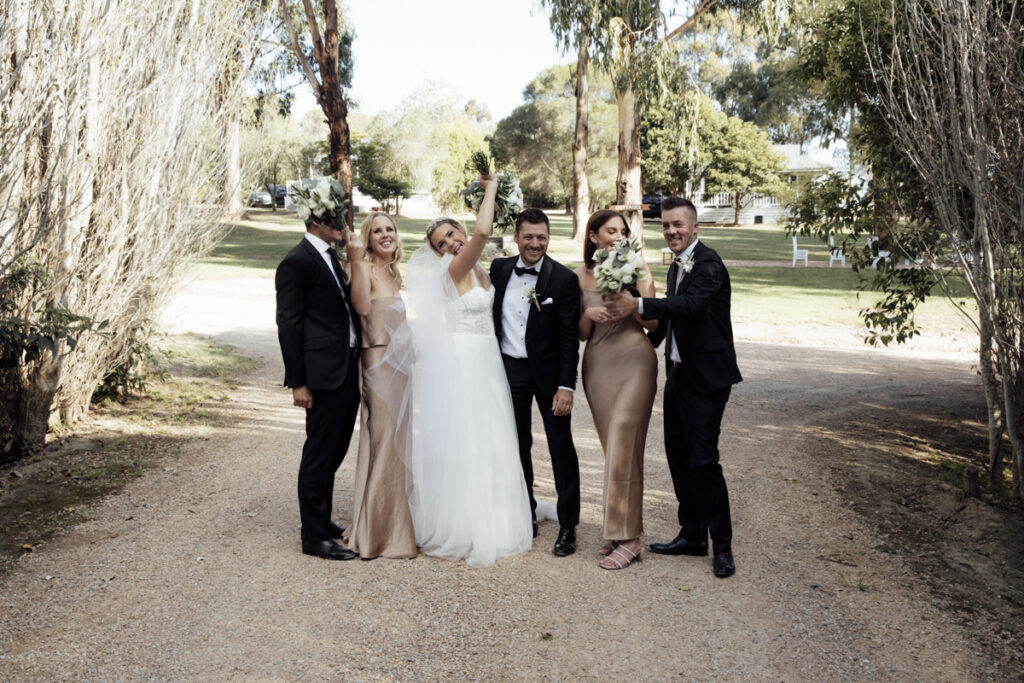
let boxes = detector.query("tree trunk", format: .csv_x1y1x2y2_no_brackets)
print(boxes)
318,17,353,228
979,311,1006,493
733,193,741,225
572,39,590,244
998,351,1024,502
616,84,643,246
324,93,353,227
223,97,245,220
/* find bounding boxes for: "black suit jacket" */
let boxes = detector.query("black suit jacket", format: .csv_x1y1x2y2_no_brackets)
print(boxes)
275,237,361,391
643,241,742,394
490,255,581,394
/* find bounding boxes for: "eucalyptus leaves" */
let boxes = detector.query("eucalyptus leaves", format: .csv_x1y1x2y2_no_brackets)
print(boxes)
593,238,648,295
291,178,350,231
462,152,523,235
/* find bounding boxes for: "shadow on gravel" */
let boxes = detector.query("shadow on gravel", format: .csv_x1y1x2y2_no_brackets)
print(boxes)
0,335,259,577
819,391,1024,677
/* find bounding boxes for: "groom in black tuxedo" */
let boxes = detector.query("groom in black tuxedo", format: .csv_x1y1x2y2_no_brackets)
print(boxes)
276,215,362,561
607,197,742,577
490,209,582,557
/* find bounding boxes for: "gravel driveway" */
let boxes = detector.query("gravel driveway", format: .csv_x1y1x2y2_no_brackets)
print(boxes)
0,274,998,680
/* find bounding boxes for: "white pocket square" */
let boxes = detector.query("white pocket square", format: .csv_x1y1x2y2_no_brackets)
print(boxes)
540,297,554,305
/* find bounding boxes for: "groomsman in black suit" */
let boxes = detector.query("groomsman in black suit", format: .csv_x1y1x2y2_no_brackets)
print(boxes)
606,197,742,577
490,209,582,557
275,214,362,560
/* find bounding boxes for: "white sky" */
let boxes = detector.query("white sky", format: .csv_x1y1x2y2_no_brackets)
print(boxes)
294,0,569,120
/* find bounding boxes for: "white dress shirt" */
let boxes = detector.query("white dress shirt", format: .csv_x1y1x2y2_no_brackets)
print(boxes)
500,256,542,359
304,232,358,347
500,256,574,393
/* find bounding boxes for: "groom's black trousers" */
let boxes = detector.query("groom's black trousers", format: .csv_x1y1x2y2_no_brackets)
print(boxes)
502,355,581,529
297,357,361,543
664,364,733,554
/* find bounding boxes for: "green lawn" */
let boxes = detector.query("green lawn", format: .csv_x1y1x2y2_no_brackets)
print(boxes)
195,208,976,335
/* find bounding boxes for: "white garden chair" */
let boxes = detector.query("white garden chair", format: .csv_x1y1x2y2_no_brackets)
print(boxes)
867,236,891,268
791,236,808,267
828,236,846,267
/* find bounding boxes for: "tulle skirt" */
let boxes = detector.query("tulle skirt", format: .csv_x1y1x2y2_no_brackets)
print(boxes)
408,331,532,568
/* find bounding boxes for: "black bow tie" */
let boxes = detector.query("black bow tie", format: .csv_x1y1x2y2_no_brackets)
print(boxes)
514,265,538,277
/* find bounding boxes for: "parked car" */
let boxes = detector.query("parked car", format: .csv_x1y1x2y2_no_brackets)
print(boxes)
642,195,664,219
273,185,287,206
247,189,273,208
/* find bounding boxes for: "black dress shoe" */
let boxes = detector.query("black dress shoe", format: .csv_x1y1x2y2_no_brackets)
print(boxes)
552,527,576,557
327,521,347,538
302,539,356,561
532,520,539,538
713,551,735,578
649,529,708,556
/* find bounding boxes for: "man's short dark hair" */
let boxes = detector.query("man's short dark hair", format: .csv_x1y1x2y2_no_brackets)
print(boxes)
515,208,550,234
661,196,698,221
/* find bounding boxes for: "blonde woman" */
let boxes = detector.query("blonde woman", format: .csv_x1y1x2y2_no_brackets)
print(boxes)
343,212,417,559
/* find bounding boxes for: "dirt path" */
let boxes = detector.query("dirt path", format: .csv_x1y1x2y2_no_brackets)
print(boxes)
0,274,1009,680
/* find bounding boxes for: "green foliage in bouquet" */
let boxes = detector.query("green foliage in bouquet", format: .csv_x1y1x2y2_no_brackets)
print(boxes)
593,237,648,296
461,151,523,236
291,178,350,231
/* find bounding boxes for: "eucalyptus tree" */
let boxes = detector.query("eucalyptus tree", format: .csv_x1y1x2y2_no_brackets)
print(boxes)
541,1,786,242
539,0,602,241
277,0,356,225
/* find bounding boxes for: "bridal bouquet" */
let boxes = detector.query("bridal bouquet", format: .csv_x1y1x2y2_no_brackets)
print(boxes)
291,177,350,231
462,152,523,235
593,237,648,296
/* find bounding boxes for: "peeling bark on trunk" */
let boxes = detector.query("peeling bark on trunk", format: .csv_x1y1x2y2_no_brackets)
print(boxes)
616,84,643,246
571,39,590,244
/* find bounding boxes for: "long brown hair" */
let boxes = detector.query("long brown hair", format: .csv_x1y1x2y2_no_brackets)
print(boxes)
359,212,402,285
583,209,630,268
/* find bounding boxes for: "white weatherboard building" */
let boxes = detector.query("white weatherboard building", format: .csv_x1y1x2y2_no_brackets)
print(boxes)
689,144,836,225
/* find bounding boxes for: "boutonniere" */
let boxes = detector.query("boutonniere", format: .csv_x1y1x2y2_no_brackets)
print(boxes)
675,253,695,275
524,286,541,311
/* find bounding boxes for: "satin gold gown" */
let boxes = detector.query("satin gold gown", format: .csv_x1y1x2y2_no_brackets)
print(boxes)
581,290,658,541
345,296,417,559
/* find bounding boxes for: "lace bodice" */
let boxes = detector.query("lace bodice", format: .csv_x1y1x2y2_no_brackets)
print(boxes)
447,285,495,336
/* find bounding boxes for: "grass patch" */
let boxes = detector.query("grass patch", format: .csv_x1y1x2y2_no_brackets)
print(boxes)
197,208,977,335
0,335,257,576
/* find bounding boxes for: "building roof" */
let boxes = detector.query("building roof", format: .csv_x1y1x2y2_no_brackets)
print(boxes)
774,144,834,173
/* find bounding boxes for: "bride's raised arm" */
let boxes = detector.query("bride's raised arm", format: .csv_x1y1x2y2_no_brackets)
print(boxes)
448,174,498,282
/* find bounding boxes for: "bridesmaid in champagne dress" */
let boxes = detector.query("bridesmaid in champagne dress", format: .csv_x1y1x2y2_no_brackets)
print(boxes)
344,212,417,559
576,210,657,570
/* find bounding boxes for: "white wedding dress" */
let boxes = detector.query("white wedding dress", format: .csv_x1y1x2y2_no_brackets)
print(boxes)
373,248,532,568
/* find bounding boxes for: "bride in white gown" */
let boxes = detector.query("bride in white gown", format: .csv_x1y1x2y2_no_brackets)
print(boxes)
373,174,532,568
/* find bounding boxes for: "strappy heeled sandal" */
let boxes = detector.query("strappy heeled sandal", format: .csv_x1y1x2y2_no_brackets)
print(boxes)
599,543,642,570
598,541,619,557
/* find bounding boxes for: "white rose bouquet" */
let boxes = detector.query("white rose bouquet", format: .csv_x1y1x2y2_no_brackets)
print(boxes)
462,152,523,236
593,237,648,296
291,177,350,231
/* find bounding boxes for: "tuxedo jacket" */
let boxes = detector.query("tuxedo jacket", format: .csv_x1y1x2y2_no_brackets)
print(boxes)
490,255,581,395
643,240,742,394
275,238,361,391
